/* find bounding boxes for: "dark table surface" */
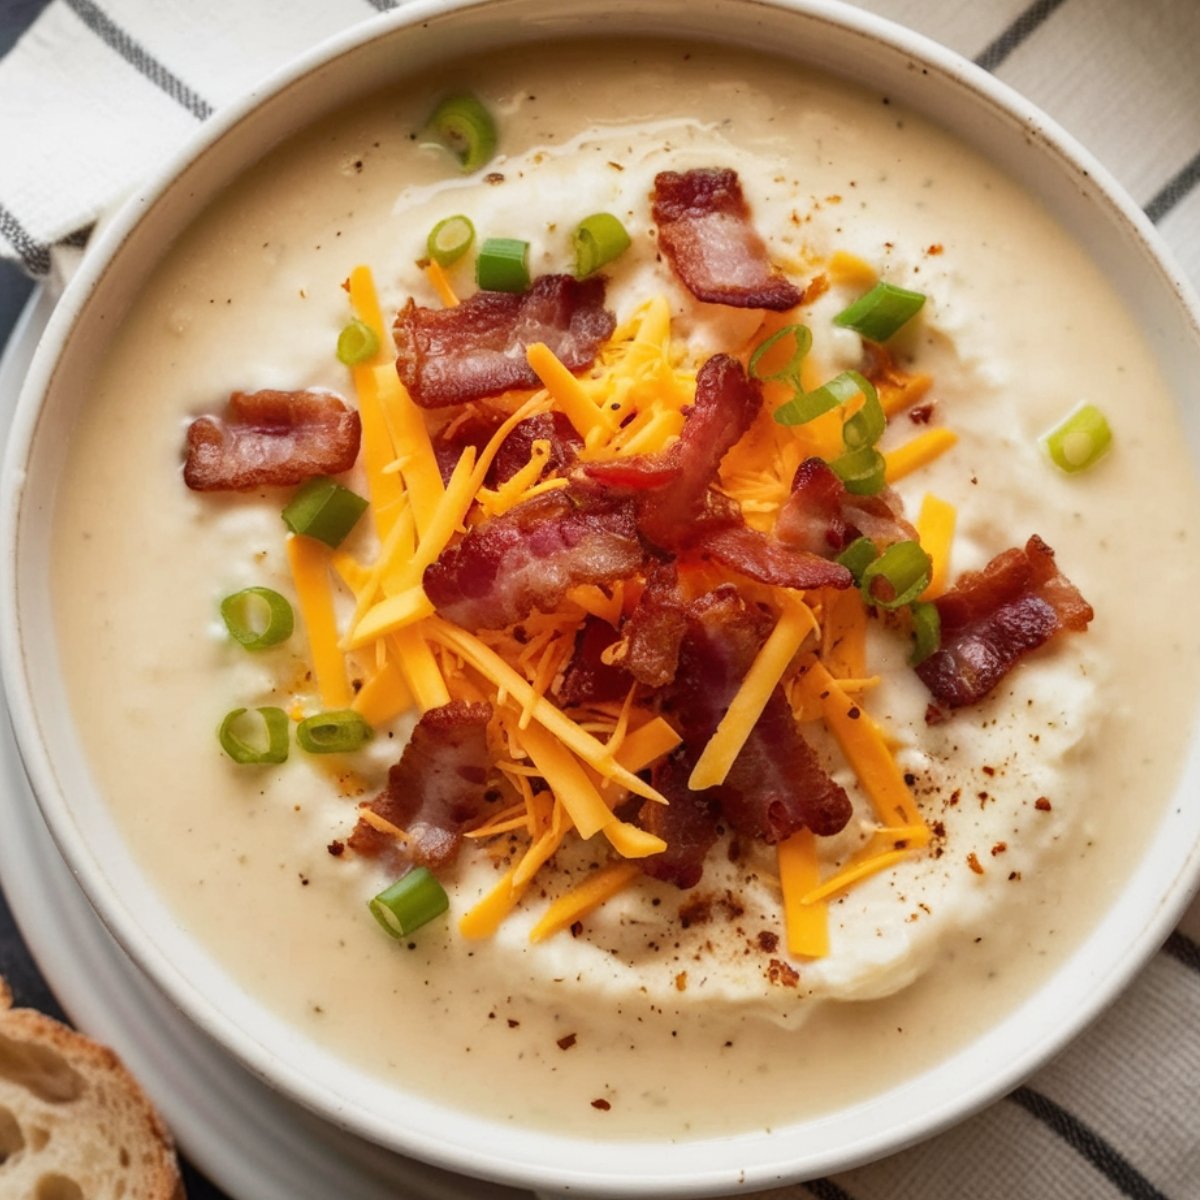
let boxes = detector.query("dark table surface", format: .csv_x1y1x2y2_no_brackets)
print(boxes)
0,4,231,1197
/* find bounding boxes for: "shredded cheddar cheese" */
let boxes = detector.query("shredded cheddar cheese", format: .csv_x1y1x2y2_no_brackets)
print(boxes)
528,861,642,942
884,427,959,482
286,535,352,710
915,492,957,599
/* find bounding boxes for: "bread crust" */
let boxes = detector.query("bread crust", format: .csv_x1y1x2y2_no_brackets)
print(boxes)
0,976,185,1199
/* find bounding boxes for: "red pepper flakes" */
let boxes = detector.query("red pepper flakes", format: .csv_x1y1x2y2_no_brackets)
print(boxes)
557,1033,578,1051
966,852,984,875
1035,797,1053,812
990,841,1008,856
675,971,688,992
591,1098,612,1111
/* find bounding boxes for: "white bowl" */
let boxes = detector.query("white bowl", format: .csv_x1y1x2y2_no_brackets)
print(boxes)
3,1,1199,1195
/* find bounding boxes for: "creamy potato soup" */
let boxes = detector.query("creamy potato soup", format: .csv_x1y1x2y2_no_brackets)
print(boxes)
52,40,1200,1137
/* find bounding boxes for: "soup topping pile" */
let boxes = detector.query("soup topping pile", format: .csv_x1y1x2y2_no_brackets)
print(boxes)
181,95,1098,959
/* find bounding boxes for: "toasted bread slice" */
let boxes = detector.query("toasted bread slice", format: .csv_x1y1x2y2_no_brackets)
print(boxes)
0,977,184,1199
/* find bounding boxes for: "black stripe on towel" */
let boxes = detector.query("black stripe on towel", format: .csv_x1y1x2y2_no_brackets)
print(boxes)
1009,1086,1169,1200
973,0,1068,72
1145,150,1200,225
64,0,213,120
0,204,51,277
805,1178,858,1200
1163,930,1200,975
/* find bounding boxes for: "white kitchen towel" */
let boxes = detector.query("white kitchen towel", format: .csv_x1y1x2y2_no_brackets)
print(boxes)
1,2,1198,1200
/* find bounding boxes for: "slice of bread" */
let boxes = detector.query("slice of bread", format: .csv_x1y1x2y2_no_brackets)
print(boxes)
0,977,185,1199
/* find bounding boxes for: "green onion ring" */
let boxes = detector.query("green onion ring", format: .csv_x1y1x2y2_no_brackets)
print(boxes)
369,867,450,939
830,445,887,495
572,212,632,278
1041,402,1113,473
218,706,290,765
835,536,879,584
426,214,476,267
838,371,886,451
336,318,380,366
752,324,813,395
282,477,368,548
425,93,497,173
475,237,530,293
219,587,294,650
296,709,372,754
909,599,941,666
834,281,926,342
860,540,933,611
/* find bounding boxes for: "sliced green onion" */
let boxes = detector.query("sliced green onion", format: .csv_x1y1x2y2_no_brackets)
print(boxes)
834,281,926,342
336,318,380,366
220,587,294,650
369,867,449,938
296,709,372,754
774,368,878,433
1041,402,1113,473
572,212,631,278
830,445,887,495
909,599,941,666
218,706,289,765
835,536,879,584
426,93,497,173
282,477,368,548
426,214,476,267
860,540,932,610
838,371,886,451
476,237,530,293
751,324,812,392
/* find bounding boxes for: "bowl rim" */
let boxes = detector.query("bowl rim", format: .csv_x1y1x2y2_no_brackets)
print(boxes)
3,0,1199,1194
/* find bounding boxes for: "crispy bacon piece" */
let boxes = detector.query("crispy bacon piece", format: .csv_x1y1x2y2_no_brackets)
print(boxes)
423,486,644,630
621,560,688,688
584,353,760,548
775,457,917,555
666,587,852,845
693,522,852,591
490,411,583,485
394,274,615,408
556,616,631,707
348,701,493,869
638,753,721,890
651,168,805,311
585,362,851,590
431,410,506,484
183,390,360,491
916,535,1093,709
432,410,583,487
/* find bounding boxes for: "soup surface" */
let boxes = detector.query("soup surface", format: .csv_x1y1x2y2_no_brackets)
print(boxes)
51,39,1200,1137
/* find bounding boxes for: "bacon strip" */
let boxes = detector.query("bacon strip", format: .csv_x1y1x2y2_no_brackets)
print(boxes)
916,535,1093,709
638,753,721,890
652,168,804,311
621,560,687,688
422,486,645,630
490,410,583,485
775,457,916,556
693,522,852,591
183,390,360,491
394,274,615,408
556,616,631,707
348,701,493,869
584,353,760,549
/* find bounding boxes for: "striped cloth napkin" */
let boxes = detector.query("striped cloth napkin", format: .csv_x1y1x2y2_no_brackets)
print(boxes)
1,3,1198,1199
